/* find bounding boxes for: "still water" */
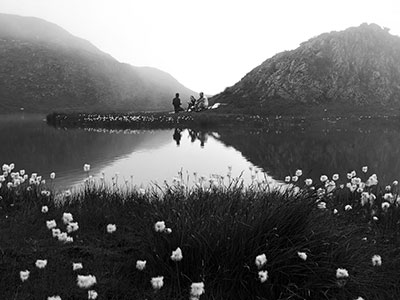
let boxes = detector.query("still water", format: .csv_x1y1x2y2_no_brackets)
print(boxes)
1,114,400,191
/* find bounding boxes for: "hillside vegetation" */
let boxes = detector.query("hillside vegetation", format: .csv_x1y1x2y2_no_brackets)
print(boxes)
0,13,194,113
212,23,400,115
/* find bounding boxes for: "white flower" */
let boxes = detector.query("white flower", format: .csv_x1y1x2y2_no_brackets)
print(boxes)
41,206,49,213
351,177,361,185
50,172,56,179
154,221,166,232
67,222,79,233
366,174,378,186
320,175,328,182
305,178,313,186
65,236,74,243
20,270,30,282
393,180,399,186
373,216,379,221
136,260,146,271
350,170,356,177
151,276,164,290
165,227,172,234
52,228,61,238
190,282,205,297
295,169,302,177
77,274,97,289
384,193,394,203
333,209,338,214
371,254,382,267
381,202,390,212
345,205,352,211
284,176,290,183
83,164,91,172
35,259,47,269
362,166,368,173
297,252,307,261
171,247,183,262
360,192,369,206
73,262,83,271
255,253,267,269
62,212,74,224
385,185,391,192
107,224,117,233
292,176,298,182
317,202,326,209
332,174,339,181
355,297,365,300
48,296,62,300
336,268,349,278
258,270,268,283
64,190,72,197
88,290,98,299
46,220,57,230
57,232,68,243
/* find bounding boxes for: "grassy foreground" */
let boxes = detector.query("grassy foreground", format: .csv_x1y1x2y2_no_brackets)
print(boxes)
1,167,400,299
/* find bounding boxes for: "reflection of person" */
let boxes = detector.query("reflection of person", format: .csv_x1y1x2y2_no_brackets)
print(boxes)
195,92,208,111
197,131,208,148
173,128,182,146
172,93,184,113
188,129,197,143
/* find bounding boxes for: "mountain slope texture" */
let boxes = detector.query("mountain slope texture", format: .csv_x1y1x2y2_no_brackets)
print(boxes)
0,13,194,113
213,23,400,114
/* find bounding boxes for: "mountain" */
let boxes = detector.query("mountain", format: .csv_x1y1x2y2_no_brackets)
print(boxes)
212,23,400,115
0,13,195,113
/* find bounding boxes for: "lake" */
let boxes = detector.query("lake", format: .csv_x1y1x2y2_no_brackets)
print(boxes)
1,113,400,192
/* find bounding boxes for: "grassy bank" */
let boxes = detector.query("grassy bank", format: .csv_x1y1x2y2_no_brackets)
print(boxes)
46,111,400,133
1,166,400,299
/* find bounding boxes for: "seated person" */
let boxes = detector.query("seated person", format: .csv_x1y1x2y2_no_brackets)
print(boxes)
195,92,208,111
172,93,184,113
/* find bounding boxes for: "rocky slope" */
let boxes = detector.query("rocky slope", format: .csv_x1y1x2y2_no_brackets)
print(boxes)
0,13,194,113
212,23,400,114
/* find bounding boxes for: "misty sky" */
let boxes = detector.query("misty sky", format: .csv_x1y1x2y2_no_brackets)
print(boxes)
1,0,400,94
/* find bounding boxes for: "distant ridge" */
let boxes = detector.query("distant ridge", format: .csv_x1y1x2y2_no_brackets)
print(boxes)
212,23,400,115
0,13,195,113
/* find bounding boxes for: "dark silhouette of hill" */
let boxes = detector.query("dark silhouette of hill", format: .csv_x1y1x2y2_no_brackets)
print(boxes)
0,13,195,113
212,23,400,115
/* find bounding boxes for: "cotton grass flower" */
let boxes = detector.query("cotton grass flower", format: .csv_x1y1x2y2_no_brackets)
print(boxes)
62,212,73,224
107,224,116,233
35,259,48,269
77,274,97,289
372,255,382,267
345,205,352,211
292,175,298,182
362,166,368,173
88,290,98,299
317,202,326,209
295,169,302,176
48,296,62,300
83,164,90,172
258,270,268,283
171,247,183,261
255,253,267,269
381,202,390,212
304,178,312,186
41,206,49,213
284,176,290,183
136,260,146,271
332,174,339,181
52,228,61,238
336,268,349,278
154,221,166,232
297,252,307,261
57,232,68,243
50,172,56,179
190,282,205,299
150,276,164,290
165,227,172,234
67,222,79,233
20,270,30,282
320,175,328,182
46,220,57,230
73,262,83,271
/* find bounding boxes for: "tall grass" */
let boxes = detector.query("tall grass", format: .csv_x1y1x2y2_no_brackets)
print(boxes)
1,167,400,299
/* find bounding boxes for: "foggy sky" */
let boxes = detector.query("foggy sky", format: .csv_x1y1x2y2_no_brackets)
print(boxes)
1,0,400,94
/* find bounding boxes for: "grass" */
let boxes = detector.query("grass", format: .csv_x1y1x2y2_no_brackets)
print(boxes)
1,167,400,299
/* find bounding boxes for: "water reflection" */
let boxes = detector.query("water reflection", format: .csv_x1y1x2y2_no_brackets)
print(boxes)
215,127,400,183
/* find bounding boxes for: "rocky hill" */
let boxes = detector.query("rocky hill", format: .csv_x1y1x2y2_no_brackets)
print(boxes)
0,13,194,113
212,23,400,115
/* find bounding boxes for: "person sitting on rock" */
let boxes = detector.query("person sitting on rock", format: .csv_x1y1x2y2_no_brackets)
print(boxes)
195,92,208,111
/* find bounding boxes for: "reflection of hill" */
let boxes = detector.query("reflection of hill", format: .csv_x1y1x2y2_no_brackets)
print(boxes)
216,127,400,183
0,115,171,187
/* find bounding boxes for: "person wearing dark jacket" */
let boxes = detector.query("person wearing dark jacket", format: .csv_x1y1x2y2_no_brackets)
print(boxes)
172,93,184,113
